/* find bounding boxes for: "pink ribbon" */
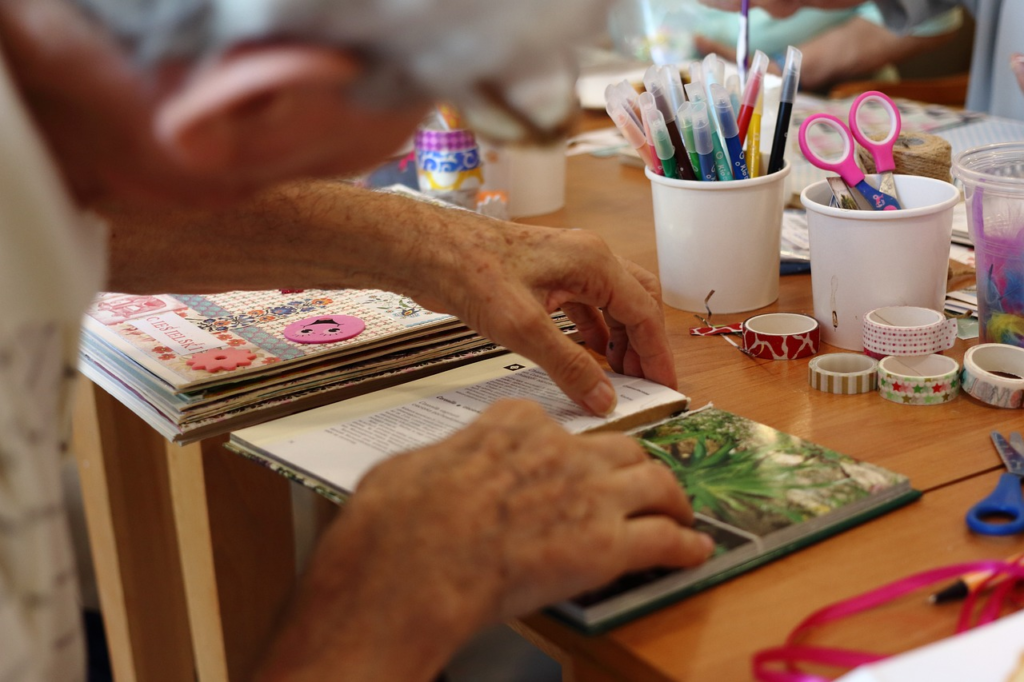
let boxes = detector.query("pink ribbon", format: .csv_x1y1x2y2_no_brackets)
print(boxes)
752,561,1024,681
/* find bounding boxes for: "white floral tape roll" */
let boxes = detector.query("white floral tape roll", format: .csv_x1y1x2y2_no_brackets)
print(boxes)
961,343,1024,409
808,354,878,395
862,306,957,359
877,354,960,406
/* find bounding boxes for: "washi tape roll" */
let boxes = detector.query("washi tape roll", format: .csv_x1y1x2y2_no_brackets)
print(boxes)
808,354,878,394
742,313,820,360
862,306,957,359
961,343,1024,409
877,354,960,405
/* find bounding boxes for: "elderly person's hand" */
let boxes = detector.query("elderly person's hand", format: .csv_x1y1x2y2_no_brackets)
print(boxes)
256,400,713,682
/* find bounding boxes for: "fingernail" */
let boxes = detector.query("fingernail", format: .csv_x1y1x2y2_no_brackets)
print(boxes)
584,381,617,416
699,533,716,557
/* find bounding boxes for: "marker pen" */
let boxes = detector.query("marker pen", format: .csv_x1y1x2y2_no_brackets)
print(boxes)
685,83,733,181
711,83,750,179
675,102,702,181
611,79,643,123
637,92,665,175
691,102,718,182
737,51,768,145
606,98,657,171
745,88,764,177
725,74,741,116
647,109,680,179
768,46,802,176
644,66,696,179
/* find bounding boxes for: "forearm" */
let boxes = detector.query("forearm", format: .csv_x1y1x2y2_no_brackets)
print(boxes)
798,18,953,90
100,180,473,298
254,505,484,682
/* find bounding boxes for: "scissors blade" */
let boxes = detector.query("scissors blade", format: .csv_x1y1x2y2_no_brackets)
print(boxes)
876,172,901,205
992,431,1024,477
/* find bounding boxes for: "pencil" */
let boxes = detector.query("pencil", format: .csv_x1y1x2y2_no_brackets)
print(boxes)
928,551,1024,604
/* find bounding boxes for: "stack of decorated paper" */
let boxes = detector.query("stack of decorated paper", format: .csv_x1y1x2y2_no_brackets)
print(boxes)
79,288,573,443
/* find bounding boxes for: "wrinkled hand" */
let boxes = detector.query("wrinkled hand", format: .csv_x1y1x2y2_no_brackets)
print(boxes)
260,401,713,680
412,221,676,416
1013,54,1024,97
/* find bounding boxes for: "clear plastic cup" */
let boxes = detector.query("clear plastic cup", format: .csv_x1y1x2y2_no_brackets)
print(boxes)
952,143,1024,348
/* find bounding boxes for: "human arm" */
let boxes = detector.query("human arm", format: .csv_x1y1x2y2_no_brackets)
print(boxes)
98,179,676,415
695,15,956,91
253,399,714,682
697,0,961,27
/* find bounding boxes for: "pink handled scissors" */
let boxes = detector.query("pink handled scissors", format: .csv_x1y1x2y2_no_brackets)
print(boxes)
798,91,902,211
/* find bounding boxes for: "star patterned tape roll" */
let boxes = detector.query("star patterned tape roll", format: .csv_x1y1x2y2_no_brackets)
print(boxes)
862,306,957,359
742,313,820,360
808,353,878,395
877,354,960,406
961,343,1024,409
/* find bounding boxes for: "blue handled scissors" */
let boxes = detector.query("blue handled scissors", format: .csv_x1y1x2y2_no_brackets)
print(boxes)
797,91,902,211
966,431,1024,536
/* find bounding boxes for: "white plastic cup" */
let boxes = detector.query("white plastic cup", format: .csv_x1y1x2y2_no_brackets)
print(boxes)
801,174,959,350
479,140,567,219
647,162,791,314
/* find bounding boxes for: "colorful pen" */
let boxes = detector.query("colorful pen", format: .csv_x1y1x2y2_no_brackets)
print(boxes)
725,74,741,116
711,83,750,179
737,50,769,145
929,551,1024,604
685,82,733,181
637,92,665,176
690,102,718,182
644,66,696,180
767,46,802,175
607,98,657,171
659,65,698,179
647,109,680,179
675,102,702,181
737,0,750,87
611,80,643,122
745,88,764,177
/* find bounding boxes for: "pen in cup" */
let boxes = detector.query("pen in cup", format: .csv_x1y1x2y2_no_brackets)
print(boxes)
725,74,741,117
647,109,680,179
606,98,657,171
711,83,750,179
659,65,698,179
737,50,768,145
768,46,802,176
745,88,764,177
675,102,702,181
638,92,666,176
690,102,718,182
685,82,733,181
644,66,696,180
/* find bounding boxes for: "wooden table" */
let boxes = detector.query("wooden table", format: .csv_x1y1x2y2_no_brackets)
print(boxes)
73,150,1024,682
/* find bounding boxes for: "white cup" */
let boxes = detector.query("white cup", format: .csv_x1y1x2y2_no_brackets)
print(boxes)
802,174,959,350
479,141,567,219
647,162,791,314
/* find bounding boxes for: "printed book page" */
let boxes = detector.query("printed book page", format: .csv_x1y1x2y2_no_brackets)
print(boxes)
231,354,689,494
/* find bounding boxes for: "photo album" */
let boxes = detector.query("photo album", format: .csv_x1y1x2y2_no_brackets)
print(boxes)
227,354,919,633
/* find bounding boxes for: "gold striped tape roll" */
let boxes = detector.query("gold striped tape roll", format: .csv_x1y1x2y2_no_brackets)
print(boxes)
808,353,878,395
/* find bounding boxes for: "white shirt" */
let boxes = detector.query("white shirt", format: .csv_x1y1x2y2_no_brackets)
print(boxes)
0,39,108,682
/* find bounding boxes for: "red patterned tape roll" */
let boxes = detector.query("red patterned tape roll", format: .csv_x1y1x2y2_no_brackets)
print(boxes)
862,306,957,359
742,313,820,360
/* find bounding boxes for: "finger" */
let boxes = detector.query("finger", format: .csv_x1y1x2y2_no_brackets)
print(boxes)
621,517,716,572
580,432,650,469
602,260,677,389
609,461,694,524
1013,54,1024,96
486,293,618,416
560,301,610,357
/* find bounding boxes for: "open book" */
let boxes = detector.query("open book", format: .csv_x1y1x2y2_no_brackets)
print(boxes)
228,354,919,633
